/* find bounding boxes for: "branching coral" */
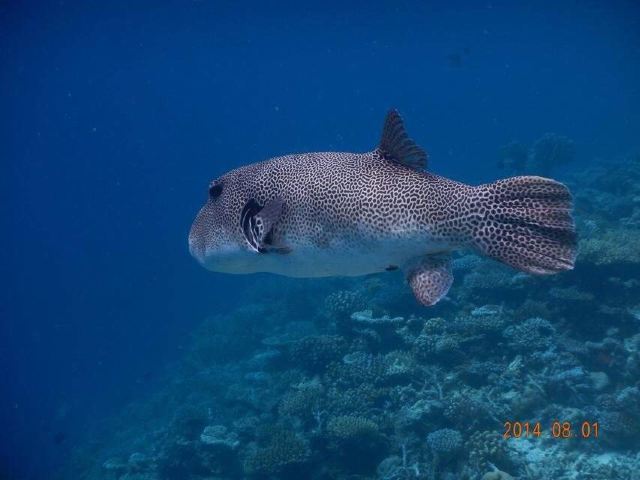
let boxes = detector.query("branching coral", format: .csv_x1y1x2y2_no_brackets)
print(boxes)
278,378,325,422
503,317,555,352
580,228,640,266
326,383,385,417
288,335,347,372
327,415,379,441
467,431,515,472
426,428,462,457
243,430,309,476
323,290,367,320
326,416,388,473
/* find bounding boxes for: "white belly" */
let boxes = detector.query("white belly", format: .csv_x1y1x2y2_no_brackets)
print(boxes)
236,236,453,277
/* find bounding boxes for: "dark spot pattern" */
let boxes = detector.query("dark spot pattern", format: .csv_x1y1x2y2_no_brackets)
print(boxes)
189,112,576,305
190,150,475,256
468,176,576,274
190,153,575,272
407,256,453,306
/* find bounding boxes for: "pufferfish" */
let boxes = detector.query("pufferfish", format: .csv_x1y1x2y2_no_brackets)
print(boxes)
189,110,576,306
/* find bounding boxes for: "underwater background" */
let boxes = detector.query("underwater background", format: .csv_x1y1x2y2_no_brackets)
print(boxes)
2,1,640,479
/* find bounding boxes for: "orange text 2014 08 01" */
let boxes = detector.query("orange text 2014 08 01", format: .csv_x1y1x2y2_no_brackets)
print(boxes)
503,421,599,439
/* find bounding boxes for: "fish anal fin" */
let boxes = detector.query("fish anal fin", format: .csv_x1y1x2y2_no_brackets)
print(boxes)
405,255,453,306
378,109,428,170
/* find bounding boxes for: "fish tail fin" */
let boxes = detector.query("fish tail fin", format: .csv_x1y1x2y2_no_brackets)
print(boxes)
469,176,577,274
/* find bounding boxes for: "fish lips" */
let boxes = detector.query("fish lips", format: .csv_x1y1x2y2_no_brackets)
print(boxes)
188,217,248,272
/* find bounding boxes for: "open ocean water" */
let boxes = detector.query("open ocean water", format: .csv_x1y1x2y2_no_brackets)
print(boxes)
2,1,640,479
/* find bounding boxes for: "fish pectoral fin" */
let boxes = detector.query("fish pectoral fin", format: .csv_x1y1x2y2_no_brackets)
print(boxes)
241,197,290,254
377,109,428,171
405,255,453,306
255,197,284,236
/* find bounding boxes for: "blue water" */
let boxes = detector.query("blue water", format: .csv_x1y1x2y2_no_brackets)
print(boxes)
2,1,639,479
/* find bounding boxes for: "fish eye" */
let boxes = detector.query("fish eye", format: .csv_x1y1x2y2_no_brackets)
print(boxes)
208,181,223,200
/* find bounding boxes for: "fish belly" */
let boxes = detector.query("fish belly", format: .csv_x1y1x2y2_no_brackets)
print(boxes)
255,236,453,278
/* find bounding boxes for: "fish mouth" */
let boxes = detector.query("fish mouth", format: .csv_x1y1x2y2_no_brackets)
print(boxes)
189,246,256,274
188,232,206,265
188,216,211,266
188,227,249,272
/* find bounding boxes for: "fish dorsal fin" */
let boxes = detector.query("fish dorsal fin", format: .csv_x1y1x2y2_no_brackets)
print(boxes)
378,109,428,170
241,197,290,254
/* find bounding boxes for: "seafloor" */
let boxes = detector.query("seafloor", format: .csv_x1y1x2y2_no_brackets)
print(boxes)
63,154,640,480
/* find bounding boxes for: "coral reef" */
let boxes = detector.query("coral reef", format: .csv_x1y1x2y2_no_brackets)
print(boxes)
530,133,575,175
243,429,310,476
60,154,640,480
497,133,575,176
427,428,462,458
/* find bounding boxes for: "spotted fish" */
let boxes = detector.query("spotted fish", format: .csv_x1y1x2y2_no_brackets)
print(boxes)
189,110,576,306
